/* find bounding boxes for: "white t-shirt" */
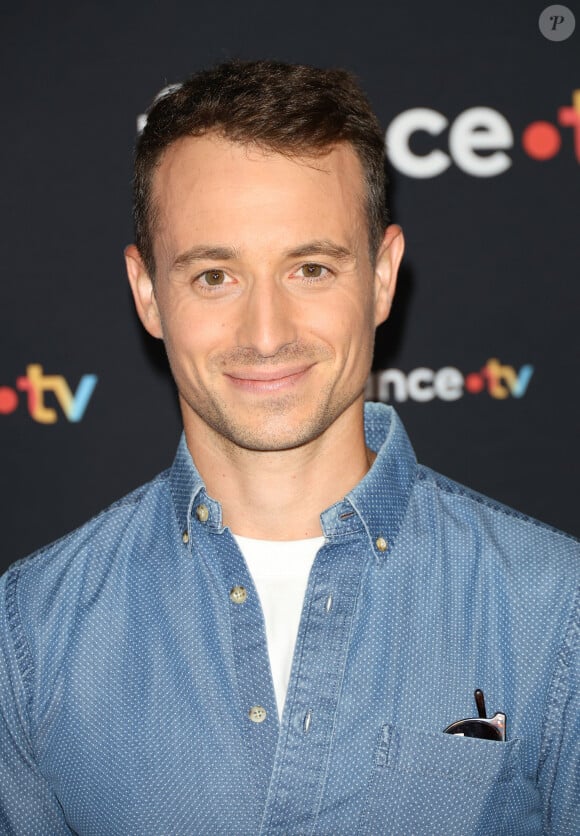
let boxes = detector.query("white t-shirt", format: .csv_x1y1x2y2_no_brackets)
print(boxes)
233,534,325,718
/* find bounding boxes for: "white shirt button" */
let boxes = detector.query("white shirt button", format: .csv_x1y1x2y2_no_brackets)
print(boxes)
248,705,267,723
229,585,248,604
196,504,209,523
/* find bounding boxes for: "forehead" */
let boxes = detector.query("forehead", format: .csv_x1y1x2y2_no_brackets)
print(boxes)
150,135,367,256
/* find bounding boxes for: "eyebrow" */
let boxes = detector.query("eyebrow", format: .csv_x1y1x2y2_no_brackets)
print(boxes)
172,245,240,271
170,238,354,272
283,239,354,263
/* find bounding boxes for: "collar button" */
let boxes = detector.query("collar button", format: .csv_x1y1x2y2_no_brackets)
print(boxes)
196,504,209,523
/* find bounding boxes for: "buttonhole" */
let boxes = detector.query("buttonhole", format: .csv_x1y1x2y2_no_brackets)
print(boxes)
339,511,355,520
324,594,333,613
303,710,313,733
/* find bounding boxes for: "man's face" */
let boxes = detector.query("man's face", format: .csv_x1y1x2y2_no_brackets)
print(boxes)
126,135,402,454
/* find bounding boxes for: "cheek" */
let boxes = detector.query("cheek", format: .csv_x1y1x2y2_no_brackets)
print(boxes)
308,310,375,379
161,303,229,360
322,297,375,348
337,301,377,369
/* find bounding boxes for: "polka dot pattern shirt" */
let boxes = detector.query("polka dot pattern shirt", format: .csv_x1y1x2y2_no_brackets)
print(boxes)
1,404,578,834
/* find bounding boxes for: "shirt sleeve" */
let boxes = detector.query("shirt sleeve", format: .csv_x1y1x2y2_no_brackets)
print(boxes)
0,569,72,835
538,583,580,834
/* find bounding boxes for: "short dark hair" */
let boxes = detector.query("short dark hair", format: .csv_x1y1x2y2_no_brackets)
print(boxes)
134,60,388,277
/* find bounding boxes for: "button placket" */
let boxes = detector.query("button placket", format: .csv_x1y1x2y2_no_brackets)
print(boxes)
223,533,278,774
260,536,367,833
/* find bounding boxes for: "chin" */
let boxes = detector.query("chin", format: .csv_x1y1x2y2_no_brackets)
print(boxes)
184,386,362,453
213,397,361,453
218,421,326,453
200,401,336,451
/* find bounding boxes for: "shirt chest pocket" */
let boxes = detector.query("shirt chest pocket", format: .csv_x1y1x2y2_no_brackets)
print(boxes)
358,722,521,836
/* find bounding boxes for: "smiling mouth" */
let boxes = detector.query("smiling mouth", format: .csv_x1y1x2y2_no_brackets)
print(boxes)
224,365,314,392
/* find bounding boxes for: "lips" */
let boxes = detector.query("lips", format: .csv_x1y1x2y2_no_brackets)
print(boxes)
224,365,313,392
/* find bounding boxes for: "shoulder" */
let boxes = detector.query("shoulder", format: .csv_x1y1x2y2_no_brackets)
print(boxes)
1,469,173,621
399,466,580,688
408,463,580,610
415,464,578,550
0,469,180,738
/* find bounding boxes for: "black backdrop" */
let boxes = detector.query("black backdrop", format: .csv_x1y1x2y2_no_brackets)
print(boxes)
2,1,578,573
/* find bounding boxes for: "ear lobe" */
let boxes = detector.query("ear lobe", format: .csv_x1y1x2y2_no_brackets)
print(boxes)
374,224,404,327
125,244,163,339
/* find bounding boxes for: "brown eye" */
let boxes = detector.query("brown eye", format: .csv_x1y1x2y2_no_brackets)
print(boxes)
302,263,323,277
202,269,226,285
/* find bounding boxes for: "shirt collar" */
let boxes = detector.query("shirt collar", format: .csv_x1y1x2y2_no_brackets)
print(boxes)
169,403,417,557
338,402,417,559
169,434,214,540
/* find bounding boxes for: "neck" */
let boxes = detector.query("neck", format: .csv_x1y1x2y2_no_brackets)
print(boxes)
183,400,375,540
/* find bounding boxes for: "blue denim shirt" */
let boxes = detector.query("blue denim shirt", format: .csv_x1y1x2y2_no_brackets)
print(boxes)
1,403,579,835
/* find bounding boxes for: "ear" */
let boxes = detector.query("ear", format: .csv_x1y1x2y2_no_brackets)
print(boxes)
374,224,404,327
125,244,164,339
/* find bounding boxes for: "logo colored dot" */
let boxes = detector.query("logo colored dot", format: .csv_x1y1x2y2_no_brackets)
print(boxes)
0,387,19,414
464,373,485,394
522,121,562,160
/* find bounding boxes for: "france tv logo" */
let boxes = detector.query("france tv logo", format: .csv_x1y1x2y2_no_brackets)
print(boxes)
367,359,534,403
0,365,98,423
386,89,580,178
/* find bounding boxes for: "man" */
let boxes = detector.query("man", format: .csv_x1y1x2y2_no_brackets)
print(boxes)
0,61,578,835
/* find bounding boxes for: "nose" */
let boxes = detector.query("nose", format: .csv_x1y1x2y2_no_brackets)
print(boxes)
236,278,298,357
